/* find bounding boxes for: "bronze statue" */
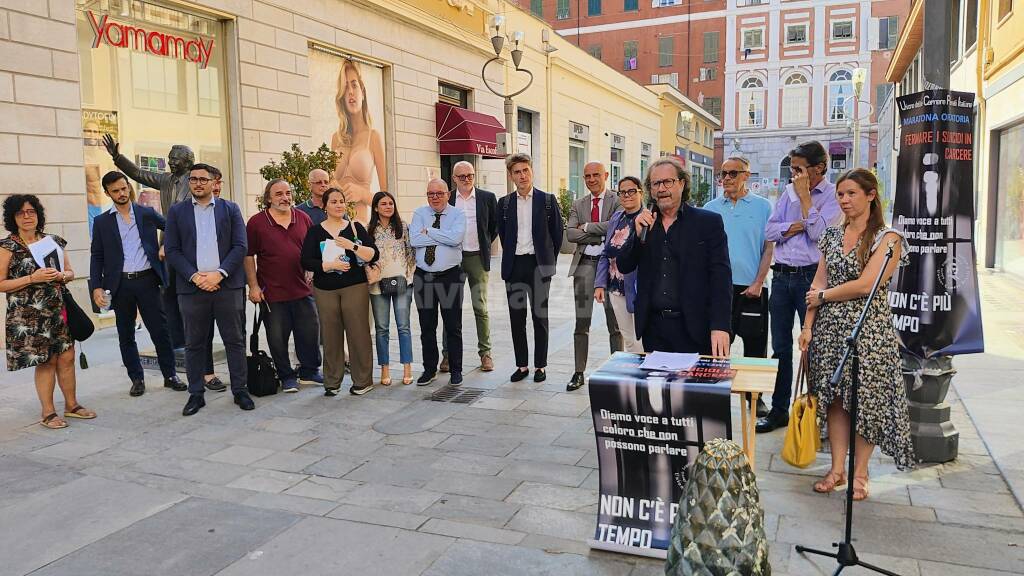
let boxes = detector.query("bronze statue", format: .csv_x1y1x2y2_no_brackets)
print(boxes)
102,134,194,215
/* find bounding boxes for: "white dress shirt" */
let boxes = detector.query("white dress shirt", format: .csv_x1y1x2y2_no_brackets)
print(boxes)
455,188,479,252
514,189,534,255
583,192,606,257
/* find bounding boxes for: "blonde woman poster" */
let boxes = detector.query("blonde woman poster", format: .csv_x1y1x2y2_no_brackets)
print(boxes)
309,49,387,225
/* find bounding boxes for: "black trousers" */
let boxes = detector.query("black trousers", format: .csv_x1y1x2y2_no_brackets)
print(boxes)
642,313,706,355
204,290,246,375
162,272,186,349
730,284,769,358
179,288,247,395
414,266,464,374
112,270,175,380
505,255,552,368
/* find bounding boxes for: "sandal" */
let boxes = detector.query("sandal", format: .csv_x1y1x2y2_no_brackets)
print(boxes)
40,413,68,429
63,405,96,420
853,476,870,501
380,366,392,386
813,471,847,493
402,366,413,385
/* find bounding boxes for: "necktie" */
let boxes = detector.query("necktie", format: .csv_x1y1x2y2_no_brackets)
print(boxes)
424,212,442,265
591,196,600,223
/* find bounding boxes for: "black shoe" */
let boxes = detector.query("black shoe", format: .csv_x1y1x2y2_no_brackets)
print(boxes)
756,397,769,418
164,375,187,391
510,368,529,382
182,394,205,416
324,388,339,397
416,371,437,386
204,377,226,392
233,392,255,411
755,409,789,434
566,372,585,391
534,369,547,383
129,379,145,397
450,372,463,386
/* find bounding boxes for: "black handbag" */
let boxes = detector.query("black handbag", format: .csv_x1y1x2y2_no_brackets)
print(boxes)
62,288,94,342
378,275,407,296
247,302,279,397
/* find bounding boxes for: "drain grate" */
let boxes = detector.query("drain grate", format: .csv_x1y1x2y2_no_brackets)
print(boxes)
428,385,485,404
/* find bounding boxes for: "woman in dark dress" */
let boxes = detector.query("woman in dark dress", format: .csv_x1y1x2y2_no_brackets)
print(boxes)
799,169,914,501
0,195,96,429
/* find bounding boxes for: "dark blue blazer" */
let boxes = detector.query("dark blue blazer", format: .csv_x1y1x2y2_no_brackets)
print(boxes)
89,203,167,298
616,204,732,350
164,197,247,294
496,188,564,281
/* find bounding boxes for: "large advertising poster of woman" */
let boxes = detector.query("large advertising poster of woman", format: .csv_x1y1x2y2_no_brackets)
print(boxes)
309,48,388,224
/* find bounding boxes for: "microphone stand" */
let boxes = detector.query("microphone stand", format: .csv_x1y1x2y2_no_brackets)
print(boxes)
795,241,900,576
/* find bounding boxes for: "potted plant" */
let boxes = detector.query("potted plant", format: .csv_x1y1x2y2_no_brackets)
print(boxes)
259,143,356,219
557,187,575,254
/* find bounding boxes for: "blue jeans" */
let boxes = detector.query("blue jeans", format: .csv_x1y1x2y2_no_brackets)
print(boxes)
265,295,322,380
370,290,413,365
769,267,815,413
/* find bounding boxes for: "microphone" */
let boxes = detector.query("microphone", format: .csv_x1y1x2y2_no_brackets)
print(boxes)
638,199,657,243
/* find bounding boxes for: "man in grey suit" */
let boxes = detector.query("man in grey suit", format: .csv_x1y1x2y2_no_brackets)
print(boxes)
566,161,623,391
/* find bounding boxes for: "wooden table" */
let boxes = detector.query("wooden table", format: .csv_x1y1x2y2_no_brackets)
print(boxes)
727,358,779,467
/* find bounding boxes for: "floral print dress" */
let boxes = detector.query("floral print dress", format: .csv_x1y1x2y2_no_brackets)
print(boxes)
1,234,73,371
368,223,415,296
808,225,916,470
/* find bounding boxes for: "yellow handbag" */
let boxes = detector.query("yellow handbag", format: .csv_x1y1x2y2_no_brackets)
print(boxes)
781,353,819,468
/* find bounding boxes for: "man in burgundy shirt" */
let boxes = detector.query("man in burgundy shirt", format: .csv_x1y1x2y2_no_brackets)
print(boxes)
245,179,323,392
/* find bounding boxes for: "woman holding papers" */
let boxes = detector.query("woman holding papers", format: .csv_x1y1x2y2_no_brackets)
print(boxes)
0,194,96,429
301,187,378,396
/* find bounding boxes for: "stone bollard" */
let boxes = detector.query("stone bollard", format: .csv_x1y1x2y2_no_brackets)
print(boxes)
665,438,770,576
903,354,959,463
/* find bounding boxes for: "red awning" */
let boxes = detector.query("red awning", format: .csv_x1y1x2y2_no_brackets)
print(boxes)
436,103,505,159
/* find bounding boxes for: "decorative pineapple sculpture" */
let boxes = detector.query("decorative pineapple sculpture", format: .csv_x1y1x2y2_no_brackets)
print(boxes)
665,438,771,576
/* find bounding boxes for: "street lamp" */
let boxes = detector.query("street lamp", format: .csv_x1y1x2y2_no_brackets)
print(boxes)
851,67,867,168
482,14,534,191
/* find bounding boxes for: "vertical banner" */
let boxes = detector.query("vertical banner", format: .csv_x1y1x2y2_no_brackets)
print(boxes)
890,90,984,358
587,353,731,557
82,109,118,237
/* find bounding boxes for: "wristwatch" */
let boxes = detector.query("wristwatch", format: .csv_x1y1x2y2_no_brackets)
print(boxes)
817,290,825,303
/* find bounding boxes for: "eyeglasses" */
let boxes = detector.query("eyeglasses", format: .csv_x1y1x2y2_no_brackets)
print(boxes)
15,209,37,218
454,174,475,181
188,177,213,184
617,188,640,197
426,192,446,198
719,170,749,179
650,178,680,190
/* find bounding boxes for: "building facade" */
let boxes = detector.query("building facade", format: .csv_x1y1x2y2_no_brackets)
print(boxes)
721,0,910,197
516,0,727,125
0,0,659,339
886,0,1024,278
648,83,719,204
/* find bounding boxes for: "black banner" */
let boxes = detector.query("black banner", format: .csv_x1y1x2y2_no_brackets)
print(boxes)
587,353,731,555
891,90,984,358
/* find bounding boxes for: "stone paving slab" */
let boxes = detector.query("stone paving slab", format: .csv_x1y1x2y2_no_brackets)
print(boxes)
29,498,299,576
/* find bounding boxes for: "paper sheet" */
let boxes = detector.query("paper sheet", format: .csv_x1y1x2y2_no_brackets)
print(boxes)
639,351,699,371
27,236,63,271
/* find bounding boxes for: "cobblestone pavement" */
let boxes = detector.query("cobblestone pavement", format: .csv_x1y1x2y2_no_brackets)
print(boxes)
1,256,1022,575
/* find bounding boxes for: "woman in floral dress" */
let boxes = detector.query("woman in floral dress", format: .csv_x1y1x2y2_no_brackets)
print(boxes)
799,169,914,501
0,194,96,429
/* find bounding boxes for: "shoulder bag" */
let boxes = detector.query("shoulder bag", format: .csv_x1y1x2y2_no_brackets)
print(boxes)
246,302,279,397
781,353,819,468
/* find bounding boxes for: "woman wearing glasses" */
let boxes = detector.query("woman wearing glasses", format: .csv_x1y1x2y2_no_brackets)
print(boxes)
301,187,379,396
595,176,645,353
0,195,96,429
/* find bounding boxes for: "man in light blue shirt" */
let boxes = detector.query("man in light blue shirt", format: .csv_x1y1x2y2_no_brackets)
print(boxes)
704,156,774,415
409,178,467,386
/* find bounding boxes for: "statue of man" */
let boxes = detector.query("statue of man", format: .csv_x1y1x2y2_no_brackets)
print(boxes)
102,134,194,215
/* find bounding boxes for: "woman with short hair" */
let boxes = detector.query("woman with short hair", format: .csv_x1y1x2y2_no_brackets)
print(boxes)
0,194,96,428
595,176,644,353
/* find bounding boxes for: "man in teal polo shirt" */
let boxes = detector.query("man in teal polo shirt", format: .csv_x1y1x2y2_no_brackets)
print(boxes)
704,156,773,416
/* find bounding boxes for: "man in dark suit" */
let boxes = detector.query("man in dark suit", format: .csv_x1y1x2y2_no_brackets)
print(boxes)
496,153,564,383
442,160,498,373
566,161,623,391
165,163,252,416
617,157,732,356
89,171,186,397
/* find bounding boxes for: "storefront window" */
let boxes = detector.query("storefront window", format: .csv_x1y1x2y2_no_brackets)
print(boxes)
996,122,1024,278
569,140,586,197
77,0,230,235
